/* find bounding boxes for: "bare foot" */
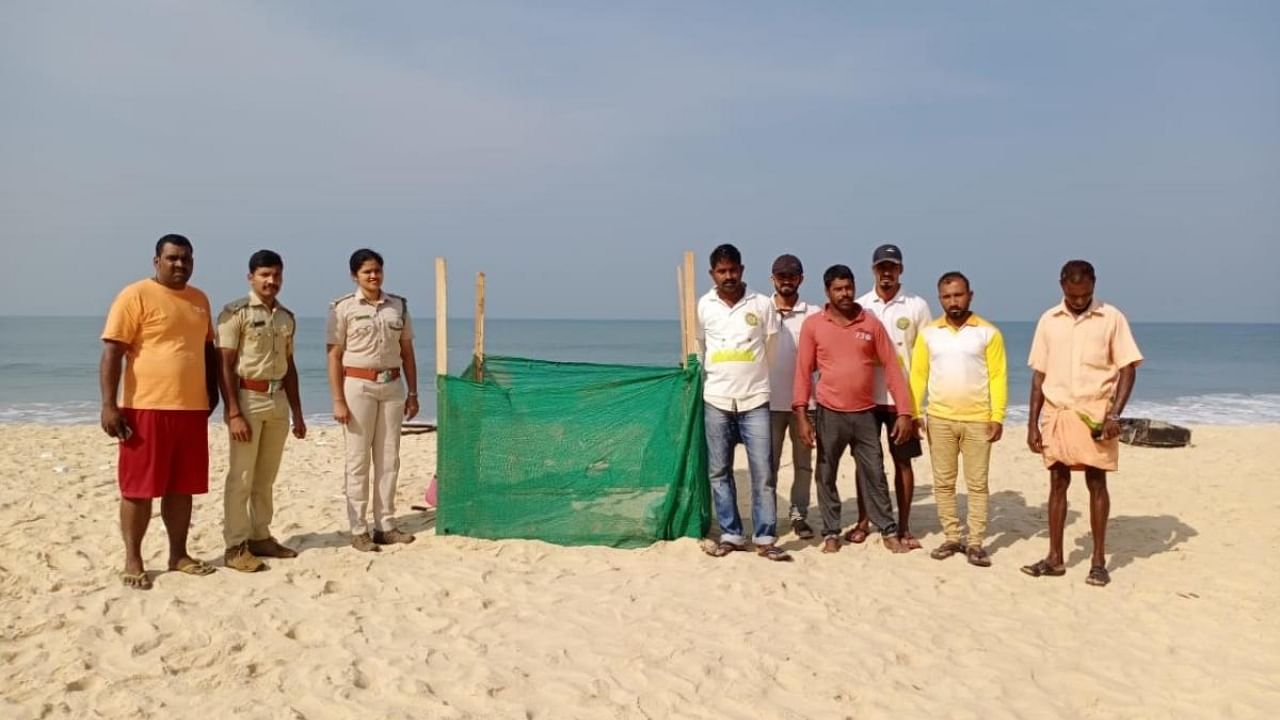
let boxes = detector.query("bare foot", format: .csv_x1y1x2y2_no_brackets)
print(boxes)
898,532,922,551
882,535,907,553
821,536,841,553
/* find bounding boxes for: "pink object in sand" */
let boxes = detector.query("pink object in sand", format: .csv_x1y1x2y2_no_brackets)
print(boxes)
425,474,438,507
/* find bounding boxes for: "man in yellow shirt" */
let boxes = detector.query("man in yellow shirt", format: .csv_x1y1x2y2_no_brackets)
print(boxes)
909,272,1007,567
1022,260,1143,587
100,234,220,589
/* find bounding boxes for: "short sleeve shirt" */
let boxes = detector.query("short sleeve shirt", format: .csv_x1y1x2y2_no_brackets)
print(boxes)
216,292,296,381
767,296,819,411
1028,300,1143,409
696,288,780,412
858,289,932,406
326,292,413,370
101,278,214,410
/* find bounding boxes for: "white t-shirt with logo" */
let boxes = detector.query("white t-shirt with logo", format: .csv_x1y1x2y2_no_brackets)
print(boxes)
857,289,932,407
696,288,780,412
767,296,819,411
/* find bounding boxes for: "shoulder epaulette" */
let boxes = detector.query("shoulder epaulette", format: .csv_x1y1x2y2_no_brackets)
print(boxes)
330,292,355,307
276,302,295,319
219,297,251,316
388,293,408,310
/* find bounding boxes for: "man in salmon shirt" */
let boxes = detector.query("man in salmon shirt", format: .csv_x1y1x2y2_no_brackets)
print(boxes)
794,264,916,554
1022,260,1142,588
100,234,220,589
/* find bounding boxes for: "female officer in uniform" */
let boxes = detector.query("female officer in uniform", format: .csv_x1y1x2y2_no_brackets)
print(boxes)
325,248,420,552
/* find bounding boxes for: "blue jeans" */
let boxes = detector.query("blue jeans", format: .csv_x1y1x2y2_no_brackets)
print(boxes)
705,402,777,545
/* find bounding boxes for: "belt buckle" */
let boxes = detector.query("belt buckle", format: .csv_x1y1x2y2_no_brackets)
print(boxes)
376,370,393,383
267,379,282,394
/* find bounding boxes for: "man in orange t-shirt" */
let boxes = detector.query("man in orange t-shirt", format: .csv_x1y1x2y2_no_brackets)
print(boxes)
100,234,220,589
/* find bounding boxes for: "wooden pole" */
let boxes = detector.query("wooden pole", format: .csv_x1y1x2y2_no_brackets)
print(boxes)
682,251,697,361
435,257,448,376
474,272,486,381
677,265,688,365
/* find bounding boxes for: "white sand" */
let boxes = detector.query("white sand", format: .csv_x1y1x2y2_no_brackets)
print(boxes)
2,423,1278,719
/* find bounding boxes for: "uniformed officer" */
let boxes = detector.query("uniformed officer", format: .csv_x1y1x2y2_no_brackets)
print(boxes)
217,249,306,572
325,248,420,552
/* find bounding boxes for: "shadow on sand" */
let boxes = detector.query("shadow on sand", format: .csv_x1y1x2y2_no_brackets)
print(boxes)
1067,514,1198,571
282,508,437,553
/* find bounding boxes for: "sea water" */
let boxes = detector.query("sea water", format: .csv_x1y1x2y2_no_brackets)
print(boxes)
1,317,1277,427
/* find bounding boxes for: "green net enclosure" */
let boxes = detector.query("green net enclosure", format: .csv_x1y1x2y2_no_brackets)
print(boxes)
436,355,709,547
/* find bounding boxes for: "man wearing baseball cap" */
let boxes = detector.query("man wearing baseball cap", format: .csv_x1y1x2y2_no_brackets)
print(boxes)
766,254,820,540
848,244,932,551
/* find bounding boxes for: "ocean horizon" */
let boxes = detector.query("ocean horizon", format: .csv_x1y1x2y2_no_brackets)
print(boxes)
2,316,1278,427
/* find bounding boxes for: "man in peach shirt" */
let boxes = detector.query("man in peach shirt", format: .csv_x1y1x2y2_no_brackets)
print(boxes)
100,234,220,589
1022,260,1143,587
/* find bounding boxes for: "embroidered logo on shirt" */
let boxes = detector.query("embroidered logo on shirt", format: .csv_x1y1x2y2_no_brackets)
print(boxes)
896,317,910,330
744,312,759,327
710,349,758,363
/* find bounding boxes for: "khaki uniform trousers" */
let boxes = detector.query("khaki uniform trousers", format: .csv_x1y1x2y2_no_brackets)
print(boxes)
926,417,993,545
342,376,405,535
224,390,291,547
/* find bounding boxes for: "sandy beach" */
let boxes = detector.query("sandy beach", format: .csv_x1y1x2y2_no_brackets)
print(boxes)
2,422,1278,719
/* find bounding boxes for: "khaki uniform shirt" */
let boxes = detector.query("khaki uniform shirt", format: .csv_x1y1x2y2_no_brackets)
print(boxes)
216,292,296,381
325,291,413,370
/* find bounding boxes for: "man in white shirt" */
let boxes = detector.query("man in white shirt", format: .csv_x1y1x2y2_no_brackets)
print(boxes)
696,244,791,562
850,244,932,551
766,254,820,540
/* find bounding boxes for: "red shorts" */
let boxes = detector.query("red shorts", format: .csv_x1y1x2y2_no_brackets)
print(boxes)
117,409,209,499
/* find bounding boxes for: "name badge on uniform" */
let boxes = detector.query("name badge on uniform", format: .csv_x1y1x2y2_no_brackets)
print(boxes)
251,320,266,327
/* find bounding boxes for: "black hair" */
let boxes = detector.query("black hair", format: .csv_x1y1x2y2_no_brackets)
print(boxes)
349,248,384,275
937,271,970,291
155,233,192,258
823,264,854,289
709,244,742,269
1060,259,1096,283
248,249,284,272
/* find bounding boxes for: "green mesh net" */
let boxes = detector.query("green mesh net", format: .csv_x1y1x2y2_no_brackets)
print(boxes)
435,355,709,547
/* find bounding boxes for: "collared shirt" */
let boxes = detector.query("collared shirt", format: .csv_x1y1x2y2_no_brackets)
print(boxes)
1028,300,1143,409
216,292,296,381
101,278,214,411
910,313,1008,423
696,287,779,412
793,305,914,415
857,289,932,407
326,291,414,370
767,295,819,411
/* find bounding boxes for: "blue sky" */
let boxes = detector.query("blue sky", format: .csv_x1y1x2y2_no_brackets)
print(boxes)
1,1,1276,321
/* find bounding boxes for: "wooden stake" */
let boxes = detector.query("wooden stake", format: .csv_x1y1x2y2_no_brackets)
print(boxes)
435,257,448,376
682,251,697,360
677,265,688,365
474,272,486,381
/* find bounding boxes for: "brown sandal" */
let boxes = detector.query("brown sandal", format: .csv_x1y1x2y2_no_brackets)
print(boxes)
756,545,793,562
930,541,964,560
703,541,745,558
966,546,992,567
1020,559,1066,577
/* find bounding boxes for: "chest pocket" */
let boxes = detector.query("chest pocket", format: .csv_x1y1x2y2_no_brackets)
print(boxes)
1077,323,1112,368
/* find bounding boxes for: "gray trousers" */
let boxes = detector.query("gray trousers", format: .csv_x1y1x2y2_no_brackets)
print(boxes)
814,405,898,538
770,410,814,521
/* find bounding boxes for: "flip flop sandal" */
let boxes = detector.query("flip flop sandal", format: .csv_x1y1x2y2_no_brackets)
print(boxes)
119,571,153,590
820,537,841,554
930,541,964,560
756,545,794,562
842,527,869,544
966,546,992,568
1020,559,1066,577
703,541,745,558
1086,565,1111,587
171,558,217,576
